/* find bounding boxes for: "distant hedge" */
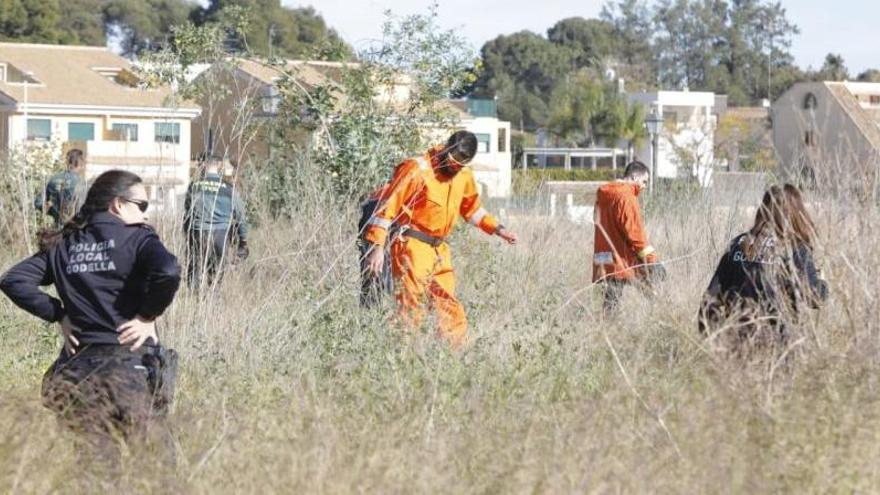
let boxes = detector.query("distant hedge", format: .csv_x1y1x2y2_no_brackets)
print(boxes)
512,168,617,196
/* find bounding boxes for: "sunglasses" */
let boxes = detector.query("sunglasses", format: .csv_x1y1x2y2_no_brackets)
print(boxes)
122,198,149,213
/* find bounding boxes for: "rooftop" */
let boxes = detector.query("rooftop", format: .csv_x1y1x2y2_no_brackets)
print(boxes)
0,42,198,111
234,58,468,118
629,90,716,107
234,59,351,90
825,81,880,151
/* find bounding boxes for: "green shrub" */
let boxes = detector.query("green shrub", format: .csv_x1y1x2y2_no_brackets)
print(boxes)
513,168,617,196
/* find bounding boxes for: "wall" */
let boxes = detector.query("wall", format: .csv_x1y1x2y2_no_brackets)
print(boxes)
633,105,715,181
6,111,195,210
462,117,512,197
0,112,7,154
191,68,270,167
772,83,877,178
425,117,512,198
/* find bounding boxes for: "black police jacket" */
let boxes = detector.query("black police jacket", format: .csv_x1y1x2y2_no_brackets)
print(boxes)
698,232,828,333
0,212,181,345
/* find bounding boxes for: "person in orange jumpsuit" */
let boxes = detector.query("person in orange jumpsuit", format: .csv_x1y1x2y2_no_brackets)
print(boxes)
364,131,517,347
592,160,665,311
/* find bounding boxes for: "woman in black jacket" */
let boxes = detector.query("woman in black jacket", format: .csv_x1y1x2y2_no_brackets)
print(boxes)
698,184,828,350
0,170,181,450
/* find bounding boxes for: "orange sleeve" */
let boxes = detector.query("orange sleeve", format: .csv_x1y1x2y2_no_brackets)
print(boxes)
618,195,657,263
364,161,422,246
460,173,499,235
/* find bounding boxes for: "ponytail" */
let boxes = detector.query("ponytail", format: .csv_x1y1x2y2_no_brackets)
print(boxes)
38,206,93,252
37,170,143,253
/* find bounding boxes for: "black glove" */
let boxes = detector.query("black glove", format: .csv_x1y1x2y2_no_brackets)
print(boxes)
644,262,667,283
237,241,250,260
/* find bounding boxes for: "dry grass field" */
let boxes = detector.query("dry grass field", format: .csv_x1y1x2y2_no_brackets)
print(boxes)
1,175,879,493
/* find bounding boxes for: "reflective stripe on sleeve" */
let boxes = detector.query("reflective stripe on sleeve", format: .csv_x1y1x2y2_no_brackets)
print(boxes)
368,217,392,229
414,156,431,171
637,246,656,260
469,207,488,226
594,252,614,265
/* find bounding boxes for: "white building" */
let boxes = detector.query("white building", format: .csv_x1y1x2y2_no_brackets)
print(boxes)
0,42,201,210
445,98,512,197
628,90,716,184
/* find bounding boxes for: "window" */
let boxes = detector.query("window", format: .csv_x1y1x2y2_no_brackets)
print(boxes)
475,133,491,153
68,122,95,141
804,93,818,110
92,67,140,87
870,95,880,105
111,123,139,141
27,118,51,141
498,128,507,153
155,122,180,144
805,130,817,147
4,64,39,84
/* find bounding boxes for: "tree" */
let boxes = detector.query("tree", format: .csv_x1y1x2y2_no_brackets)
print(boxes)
768,62,807,102
817,53,849,81
599,0,655,86
475,31,572,129
0,0,64,43
103,0,193,55
653,0,728,91
546,17,617,70
547,68,607,146
470,0,803,131
723,0,799,103
56,0,106,45
592,97,646,160
715,112,775,171
0,0,197,53
857,69,880,82
192,0,352,60
545,67,645,153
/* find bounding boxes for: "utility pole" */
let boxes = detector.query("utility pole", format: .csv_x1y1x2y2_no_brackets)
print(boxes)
767,17,774,101
645,109,662,194
268,25,277,59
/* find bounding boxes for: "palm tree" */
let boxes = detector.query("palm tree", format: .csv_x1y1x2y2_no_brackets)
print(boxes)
619,101,646,161
819,53,849,81
547,69,606,146
592,98,646,160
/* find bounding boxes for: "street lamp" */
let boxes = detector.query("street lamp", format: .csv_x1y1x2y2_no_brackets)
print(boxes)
644,108,663,194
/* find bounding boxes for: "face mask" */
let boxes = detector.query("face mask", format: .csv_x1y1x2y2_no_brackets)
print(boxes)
438,152,466,177
438,164,461,178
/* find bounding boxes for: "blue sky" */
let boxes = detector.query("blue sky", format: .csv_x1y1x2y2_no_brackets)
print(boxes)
291,0,879,74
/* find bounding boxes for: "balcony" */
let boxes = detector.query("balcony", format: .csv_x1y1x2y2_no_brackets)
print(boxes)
83,140,189,165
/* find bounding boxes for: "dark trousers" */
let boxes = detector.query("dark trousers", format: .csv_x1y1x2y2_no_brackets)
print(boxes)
187,229,232,286
602,279,629,313
358,240,393,308
41,345,170,464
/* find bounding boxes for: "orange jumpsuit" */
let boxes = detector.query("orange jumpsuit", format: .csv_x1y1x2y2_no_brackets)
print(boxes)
592,181,658,282
364,146,500,346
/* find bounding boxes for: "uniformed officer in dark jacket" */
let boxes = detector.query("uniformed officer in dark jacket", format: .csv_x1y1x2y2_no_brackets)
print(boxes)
183,156,249,286
698,184,828,350
35,148,86,227
0,169,181,456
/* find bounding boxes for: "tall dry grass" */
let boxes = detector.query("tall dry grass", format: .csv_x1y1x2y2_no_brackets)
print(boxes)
1,168,879,493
